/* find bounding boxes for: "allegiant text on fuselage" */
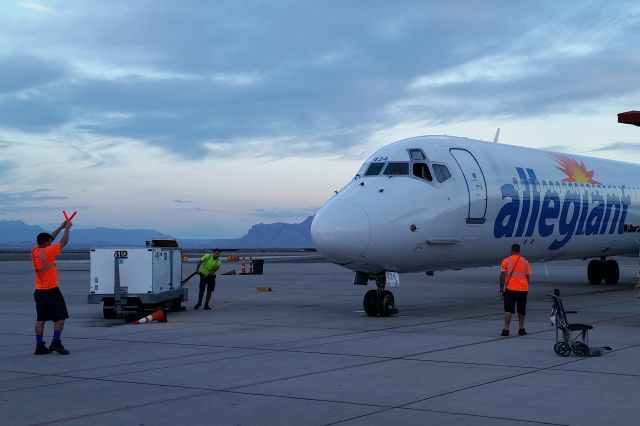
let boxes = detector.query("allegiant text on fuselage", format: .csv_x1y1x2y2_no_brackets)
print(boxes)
494,168,631,250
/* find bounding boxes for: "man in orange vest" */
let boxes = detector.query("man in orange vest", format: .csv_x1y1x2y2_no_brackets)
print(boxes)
32,220,72,355
499,243,531,337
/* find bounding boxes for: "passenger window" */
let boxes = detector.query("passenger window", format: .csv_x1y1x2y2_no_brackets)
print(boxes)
408,149,426,160
412,163,432,181
432,164,451,183
364,163,385,176
383,162,409,176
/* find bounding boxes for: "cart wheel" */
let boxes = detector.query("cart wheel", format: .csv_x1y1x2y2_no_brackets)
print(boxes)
103,307,117,319
103,300,117,319
557,342,571,357
553,342,562,355
572,342,589,357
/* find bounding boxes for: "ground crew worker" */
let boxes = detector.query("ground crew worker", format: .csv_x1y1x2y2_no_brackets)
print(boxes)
32,220,72,355
499,243,531,336
193,249,221,310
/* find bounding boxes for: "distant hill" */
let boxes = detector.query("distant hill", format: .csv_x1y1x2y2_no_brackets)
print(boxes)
0,220,47,244
69,228,174,247
181,216,314,249
0,217,315,249
0,221,173,249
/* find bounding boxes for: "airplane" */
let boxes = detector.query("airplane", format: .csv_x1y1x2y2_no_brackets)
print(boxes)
310,133,640,316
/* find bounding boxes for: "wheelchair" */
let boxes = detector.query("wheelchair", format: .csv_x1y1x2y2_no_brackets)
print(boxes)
549,289,612,357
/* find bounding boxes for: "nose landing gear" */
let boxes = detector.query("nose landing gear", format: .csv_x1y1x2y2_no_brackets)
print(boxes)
362,272,398,317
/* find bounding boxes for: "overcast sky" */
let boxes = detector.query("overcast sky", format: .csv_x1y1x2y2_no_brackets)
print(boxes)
1,1,639,238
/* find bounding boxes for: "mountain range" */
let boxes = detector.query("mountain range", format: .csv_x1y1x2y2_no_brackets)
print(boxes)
0,217,314,249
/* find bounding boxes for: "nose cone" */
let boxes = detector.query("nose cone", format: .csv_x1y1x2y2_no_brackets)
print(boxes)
311,199,371,265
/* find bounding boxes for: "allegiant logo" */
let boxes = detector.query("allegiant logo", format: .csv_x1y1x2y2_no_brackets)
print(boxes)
493,167,631,250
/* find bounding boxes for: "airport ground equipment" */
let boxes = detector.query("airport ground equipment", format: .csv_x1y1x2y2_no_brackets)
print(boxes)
549,289,612,357
88,240,187,319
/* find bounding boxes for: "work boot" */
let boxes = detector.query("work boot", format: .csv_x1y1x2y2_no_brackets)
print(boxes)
518,328,527,336
34,343,51,355
193,303,201,310
500,329,509,337
49,339,69,355
204,305,211,310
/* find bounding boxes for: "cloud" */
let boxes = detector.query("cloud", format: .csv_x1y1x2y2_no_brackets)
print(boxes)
0,54,66,94
592,142,640,152
19,2,60,15
0,160,16,178
0,189,68,212
0,2,543,156
173,199,193,204
540,145,573,153
1,1,639,161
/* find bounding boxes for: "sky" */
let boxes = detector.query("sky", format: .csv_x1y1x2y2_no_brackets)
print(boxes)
1,1,639,238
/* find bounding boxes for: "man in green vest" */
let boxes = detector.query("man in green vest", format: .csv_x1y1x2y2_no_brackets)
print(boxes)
193,249,222,310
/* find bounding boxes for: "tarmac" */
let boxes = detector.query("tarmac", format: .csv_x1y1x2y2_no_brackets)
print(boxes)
1,253,640,425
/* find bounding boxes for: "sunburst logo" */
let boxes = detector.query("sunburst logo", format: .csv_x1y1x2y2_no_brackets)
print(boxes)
551,153,601,184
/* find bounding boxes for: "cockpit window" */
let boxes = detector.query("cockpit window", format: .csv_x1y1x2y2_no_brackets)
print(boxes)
412,163,432,181
432,164,451,183
364,162,385,176
408,149,426,160
383,162,409,176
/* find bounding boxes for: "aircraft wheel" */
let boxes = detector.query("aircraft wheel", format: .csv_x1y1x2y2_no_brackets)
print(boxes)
603,260,619,285
377,290,395,317
587,259,604,285
363,290,379,316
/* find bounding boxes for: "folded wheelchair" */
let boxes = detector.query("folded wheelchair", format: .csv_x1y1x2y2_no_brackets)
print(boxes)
549,289,612,357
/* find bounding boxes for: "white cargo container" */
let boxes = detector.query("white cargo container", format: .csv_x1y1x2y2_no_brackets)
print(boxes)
88,243,188,319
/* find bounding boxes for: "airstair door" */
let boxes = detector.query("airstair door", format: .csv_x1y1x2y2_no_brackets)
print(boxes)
450,148,487,224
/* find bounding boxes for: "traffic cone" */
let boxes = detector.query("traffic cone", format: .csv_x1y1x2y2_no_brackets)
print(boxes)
222,269,236,275
249,257,253,274
135,309,167,324
241,257,246,274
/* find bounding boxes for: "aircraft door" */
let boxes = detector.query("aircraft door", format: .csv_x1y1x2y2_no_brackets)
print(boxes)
450,148,487,224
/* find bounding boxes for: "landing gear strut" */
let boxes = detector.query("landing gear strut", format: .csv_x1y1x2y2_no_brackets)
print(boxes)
362,272,398,317
587,258,619,285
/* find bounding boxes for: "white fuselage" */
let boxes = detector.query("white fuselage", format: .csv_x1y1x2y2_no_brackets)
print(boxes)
311,136,640,273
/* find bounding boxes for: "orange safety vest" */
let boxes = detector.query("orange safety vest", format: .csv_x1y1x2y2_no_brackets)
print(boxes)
32,243,61,290
501,255,530,291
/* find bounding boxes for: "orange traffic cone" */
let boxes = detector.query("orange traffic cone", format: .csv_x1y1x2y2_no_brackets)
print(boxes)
241,257,246,274
249,257,253,274
135,309,167,324
222,269,236,275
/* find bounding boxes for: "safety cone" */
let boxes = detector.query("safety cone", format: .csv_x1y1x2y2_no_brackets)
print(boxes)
135,309,167,324
241,257,246,274
222,269,237,275
249,257,253,274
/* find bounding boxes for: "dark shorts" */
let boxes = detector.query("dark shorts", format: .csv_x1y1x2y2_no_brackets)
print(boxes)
34,287,69,322
199,273,216,292
503,290,528,315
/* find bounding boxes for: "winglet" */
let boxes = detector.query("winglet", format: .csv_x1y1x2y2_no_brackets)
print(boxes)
492,128,500,143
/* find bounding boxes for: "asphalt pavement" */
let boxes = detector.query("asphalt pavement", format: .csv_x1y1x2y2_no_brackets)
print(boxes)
1,255,640,425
